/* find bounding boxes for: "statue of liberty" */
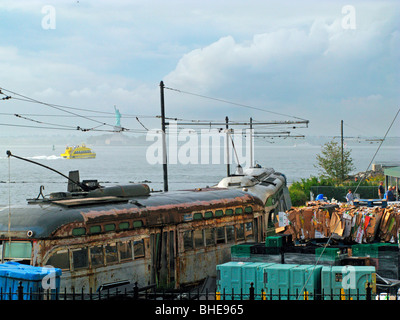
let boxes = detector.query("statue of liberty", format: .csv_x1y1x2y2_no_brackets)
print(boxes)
114,105,121,129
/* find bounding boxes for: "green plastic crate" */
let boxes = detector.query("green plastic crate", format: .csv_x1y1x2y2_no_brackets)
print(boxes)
266,236,283,248
315,247,341,261
352,244,379,258
231,243,254,258
321,265,376,300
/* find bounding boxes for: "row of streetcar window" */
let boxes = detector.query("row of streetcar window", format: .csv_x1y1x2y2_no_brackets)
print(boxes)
192,206,253,220
72,220,143,237
182,222,254,251
70,206,253,237
46,239,145,271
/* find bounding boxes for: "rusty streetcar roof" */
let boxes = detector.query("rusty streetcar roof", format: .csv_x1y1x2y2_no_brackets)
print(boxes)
0,187,264,239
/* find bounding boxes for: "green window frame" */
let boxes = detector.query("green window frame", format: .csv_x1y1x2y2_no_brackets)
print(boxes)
89,225,101,234
119,222,130,230
104,223,116,232
225,209,233,216
204,211,213,219
133,220,143,228
244,206,253,213
72,227,86,237
215,210,224,217
235,207,243,215
193,213,203,220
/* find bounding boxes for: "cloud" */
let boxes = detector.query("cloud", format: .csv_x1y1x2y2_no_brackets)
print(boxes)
163,13,399,131
1,1,399,137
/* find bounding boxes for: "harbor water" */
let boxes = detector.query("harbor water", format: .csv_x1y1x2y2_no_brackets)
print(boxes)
0,143,398,205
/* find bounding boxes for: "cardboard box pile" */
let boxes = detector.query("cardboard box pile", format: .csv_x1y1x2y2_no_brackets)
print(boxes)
284,203,400,244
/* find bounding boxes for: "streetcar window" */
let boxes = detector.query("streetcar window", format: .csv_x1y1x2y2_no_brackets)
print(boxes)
244,206,253,213
133,220,143,228
89,225,101,234
194,229,204,248
72,227,86,237
245,222,254,240
236,224,245,240
205,228,215,247
216,227,226,244
183,231,193,251
134,240,145,259
226,225,235,242
193,213,202,220
3,241,32,260
104,223,116,232
215,210,224,217
72,248,88,270
235,207,243,215
105,243,118,264
204,211,213,219
46,249,70,270
119,222,130,230
90,245,104,267
119,241,133,261
225,209,233,216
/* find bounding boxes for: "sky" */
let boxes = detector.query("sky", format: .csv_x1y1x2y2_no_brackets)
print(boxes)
0,0,399,139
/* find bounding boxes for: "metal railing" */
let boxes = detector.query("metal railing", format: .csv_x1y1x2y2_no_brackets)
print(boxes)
0,281,388,301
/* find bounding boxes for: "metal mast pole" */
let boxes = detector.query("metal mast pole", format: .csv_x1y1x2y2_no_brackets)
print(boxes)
226,116,230,177
341,120,344,182
250,117,253,168
160,81,168,192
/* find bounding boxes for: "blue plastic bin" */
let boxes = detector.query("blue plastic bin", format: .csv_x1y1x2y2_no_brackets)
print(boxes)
0,262,62,300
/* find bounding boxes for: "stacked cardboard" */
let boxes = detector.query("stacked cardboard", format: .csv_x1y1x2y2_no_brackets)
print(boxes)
284,204,400,244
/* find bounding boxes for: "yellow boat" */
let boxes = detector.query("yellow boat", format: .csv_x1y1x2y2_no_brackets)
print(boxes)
61,144,96,159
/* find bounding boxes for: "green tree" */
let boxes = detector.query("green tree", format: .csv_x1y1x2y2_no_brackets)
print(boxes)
315,140,355,183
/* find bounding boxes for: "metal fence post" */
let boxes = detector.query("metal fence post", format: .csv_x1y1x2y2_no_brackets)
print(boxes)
18,281,23,301
249,283,254,301
366,282,372,301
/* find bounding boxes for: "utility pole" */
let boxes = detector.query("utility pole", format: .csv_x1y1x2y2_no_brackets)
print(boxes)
160,81,168,192
225,116,230,177
250,117,253,168
341,120,344,182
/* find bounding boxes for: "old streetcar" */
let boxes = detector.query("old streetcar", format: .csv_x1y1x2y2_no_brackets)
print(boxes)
0,161,290,292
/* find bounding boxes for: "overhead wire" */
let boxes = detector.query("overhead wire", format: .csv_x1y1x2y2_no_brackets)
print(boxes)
164,86,309,122
0,86,152,133
354,107,400,194
298,107,400,300
0,86,132,132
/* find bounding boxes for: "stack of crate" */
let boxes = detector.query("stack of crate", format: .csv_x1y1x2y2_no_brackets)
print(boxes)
230,243,256,260
315,247,342,265
265,236,283,254
352,243,399,279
